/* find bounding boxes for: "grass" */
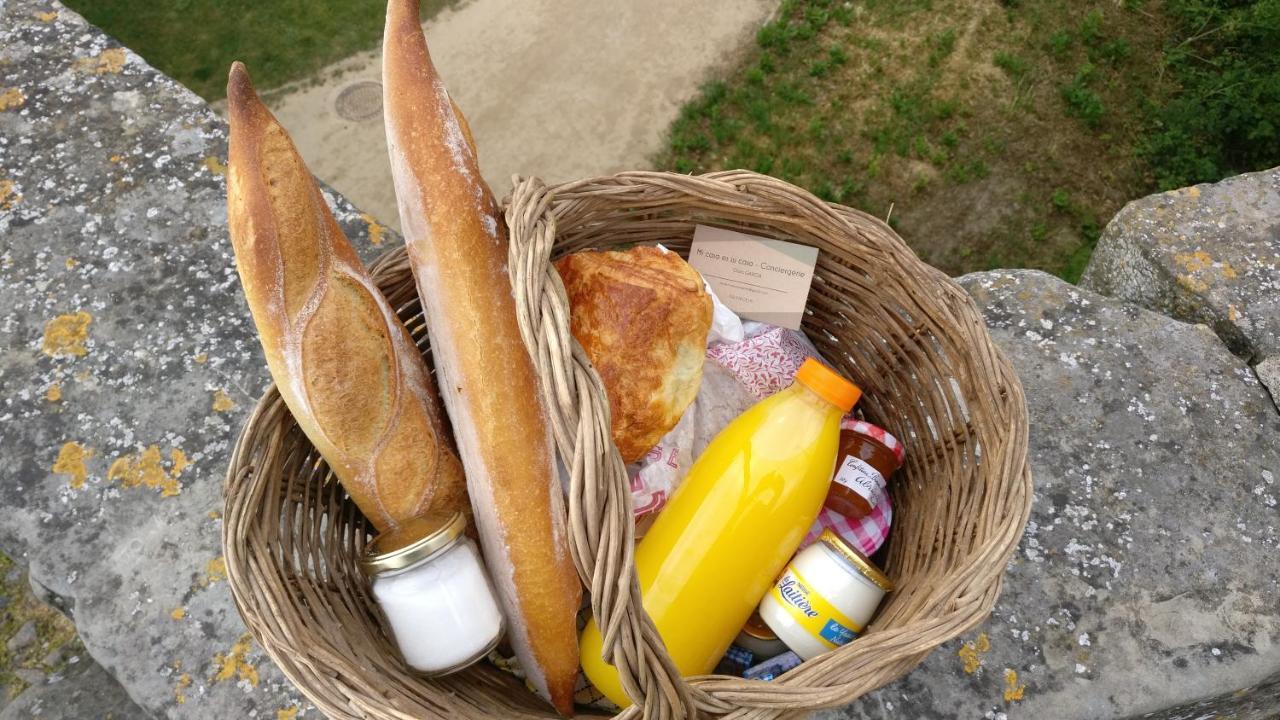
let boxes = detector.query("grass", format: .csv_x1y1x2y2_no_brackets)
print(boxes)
656,0,1183,280
61,0,455,100
0,553,81,698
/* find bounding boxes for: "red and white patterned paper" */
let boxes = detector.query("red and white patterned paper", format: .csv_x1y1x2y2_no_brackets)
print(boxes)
705,325,820,400
802,496,892,557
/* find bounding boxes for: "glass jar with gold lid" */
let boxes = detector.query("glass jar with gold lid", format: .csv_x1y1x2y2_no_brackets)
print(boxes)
361,511,505,675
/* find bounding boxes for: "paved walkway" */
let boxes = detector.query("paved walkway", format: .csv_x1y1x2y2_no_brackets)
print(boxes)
268,0,779,228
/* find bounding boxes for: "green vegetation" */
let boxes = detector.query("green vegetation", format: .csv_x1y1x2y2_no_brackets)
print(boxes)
61,0,454,100
658,0,1280,281
1143,0,1280,189
0,553,81,698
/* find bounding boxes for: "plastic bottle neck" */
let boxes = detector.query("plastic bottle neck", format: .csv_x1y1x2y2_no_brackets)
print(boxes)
791,380,845,414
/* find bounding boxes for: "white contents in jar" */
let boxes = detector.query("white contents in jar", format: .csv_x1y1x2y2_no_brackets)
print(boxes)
371,538,504,674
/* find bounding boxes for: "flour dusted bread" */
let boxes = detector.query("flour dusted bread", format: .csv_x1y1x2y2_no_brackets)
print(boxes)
555,247,713,462
225,62,466,531
382,1,581,714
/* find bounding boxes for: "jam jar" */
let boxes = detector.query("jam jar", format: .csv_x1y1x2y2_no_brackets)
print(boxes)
823,419,904,520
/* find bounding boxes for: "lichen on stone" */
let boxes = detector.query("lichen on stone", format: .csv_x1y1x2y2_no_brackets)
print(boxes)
41,312,92,357
52,441,93,489
106,444,187,496
212,633,259,688
0,87,25,111
72,47,127,75
211,389,236,413
959,632,990,674
1003,668,1026,702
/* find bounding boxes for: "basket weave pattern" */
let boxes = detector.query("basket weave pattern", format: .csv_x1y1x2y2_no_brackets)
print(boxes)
224,170,1032,720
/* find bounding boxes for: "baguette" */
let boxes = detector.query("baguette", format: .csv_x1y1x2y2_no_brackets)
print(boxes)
226,62,467,531
382,2,581,714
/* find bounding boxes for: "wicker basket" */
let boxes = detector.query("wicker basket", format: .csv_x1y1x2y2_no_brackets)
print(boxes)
224,170,1032,720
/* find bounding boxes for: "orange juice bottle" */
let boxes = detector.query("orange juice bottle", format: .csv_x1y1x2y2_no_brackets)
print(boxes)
580,358,861,706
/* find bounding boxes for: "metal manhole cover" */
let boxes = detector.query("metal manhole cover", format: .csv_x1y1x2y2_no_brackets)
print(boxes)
335,80,383,122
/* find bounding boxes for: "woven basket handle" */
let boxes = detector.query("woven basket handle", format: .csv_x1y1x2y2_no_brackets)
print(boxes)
506,176,705,719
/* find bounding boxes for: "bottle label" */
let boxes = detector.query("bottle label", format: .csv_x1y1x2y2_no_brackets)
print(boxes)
769,566,862,650
832,455,886,508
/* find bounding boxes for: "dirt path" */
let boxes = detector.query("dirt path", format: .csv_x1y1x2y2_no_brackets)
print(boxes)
268,0,778,228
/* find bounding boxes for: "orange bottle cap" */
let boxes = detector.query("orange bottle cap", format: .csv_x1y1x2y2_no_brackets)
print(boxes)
795,358,861,412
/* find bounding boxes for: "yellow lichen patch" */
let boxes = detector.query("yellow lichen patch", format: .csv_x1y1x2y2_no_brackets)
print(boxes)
42,311,92,357
108,444,186,496
1176,250,1213,273
207,510,221,520
46,382,62,403
204,556,227,586
0,87,25,111
1221,261,1238,279
0,179,21,211
173,672,191,704
53,441,93,489
1003,668,1026,702
203,156,226,176
212,633,259,687
211,389,235,413
1228,304,1240,322
108,445,166,488
171,607,186,620
170,448,191,477
34,10,58,22
64,257,78,269
277,707,300,720
193,353,208,364
361,213,386,246
1177,274,1210,293
73,47,127,75
109,154,125,163
958,632,990,674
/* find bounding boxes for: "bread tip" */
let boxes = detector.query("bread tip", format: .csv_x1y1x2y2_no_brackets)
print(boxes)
226,62,269,131
227,61,251,97
385,0,421,29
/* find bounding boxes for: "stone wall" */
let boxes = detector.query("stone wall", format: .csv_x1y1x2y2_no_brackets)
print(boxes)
1081,167,1280,406
1,1,1276,719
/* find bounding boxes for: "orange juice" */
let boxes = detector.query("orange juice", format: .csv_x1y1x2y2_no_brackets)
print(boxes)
579,359,860,707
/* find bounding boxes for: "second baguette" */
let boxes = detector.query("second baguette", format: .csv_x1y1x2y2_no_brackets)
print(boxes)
382,0,582,714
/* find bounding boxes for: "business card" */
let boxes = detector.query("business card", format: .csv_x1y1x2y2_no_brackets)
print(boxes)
688,225,819,330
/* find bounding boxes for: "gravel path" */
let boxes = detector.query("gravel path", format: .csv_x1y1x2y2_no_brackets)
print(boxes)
267,0,779,228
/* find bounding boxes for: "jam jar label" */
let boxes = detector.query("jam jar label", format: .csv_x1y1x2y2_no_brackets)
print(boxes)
833,455,887,508
769,567,863,650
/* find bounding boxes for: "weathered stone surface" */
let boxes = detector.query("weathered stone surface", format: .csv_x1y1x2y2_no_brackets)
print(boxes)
7,621,37,653
1256,357,1280,409
1080,167,1280,400
1126,670,1280,720
822,271,1280,720
0,1,389,717
0,654,151,720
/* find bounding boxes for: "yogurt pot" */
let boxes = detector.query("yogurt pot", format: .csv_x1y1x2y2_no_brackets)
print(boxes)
758,528,893,660
361,511,505,675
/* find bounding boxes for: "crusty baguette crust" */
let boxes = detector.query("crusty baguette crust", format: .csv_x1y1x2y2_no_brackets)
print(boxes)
382,2,581,714
225,62,466,531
